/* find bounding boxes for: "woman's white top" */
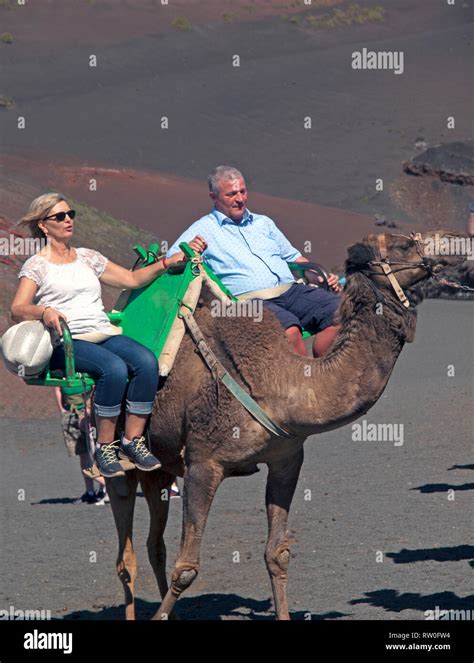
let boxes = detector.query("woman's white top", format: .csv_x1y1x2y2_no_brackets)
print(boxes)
18,247,119,338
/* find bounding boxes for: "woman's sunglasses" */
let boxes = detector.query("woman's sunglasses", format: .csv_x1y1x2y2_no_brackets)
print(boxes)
43,209,76,222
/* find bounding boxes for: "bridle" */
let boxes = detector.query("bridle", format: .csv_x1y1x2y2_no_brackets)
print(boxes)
360,232,474,308
361,232,430,308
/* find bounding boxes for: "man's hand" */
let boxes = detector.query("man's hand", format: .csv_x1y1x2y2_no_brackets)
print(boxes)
327,273,342,293
188,235,208,254
167,235,208,266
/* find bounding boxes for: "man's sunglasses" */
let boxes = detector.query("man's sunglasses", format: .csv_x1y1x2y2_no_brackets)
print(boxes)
43,209,76,222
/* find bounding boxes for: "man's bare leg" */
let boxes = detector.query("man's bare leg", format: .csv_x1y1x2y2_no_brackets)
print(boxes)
285,325,307,356
312,325,338,358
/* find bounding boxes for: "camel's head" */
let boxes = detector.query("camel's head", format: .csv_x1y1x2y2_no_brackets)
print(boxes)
345,230,469,305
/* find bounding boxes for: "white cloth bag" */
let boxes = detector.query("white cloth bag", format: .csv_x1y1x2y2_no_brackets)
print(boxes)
0,320,53,377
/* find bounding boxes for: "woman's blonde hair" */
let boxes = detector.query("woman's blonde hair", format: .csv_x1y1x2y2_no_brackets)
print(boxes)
17,193,68,240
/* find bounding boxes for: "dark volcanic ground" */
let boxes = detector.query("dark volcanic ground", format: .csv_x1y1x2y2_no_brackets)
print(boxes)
1,0,472,222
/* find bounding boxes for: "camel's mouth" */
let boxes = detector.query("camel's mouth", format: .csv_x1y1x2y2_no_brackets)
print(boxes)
348,229,469,257
422,232,472,268
346,231,469,278
344,230,471,310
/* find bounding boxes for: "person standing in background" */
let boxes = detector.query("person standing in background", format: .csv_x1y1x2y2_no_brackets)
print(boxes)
55,385,109,505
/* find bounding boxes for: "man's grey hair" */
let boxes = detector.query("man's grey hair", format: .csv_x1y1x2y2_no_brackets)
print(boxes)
208,165,244,195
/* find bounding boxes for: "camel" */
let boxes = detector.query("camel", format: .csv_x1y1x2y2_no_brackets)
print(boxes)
106,230,465,620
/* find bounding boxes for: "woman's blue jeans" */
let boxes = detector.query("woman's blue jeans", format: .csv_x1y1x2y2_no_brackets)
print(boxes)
50,335,159,417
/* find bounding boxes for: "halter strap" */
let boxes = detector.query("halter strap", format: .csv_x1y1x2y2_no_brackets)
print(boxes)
364,232,429,309
376,234,410,307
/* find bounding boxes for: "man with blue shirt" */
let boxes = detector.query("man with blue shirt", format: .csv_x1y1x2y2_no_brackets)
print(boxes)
166,166,340,357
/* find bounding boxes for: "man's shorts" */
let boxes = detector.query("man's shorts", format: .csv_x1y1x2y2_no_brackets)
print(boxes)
262,283,340,333
60,410,88,457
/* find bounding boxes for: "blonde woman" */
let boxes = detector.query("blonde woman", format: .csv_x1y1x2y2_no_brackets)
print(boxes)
12,193,183,478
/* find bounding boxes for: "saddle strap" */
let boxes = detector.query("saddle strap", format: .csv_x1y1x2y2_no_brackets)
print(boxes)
237,282,293,301
180,312,294,439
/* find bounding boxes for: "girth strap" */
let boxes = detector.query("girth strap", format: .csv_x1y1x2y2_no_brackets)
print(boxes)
179,311,294,439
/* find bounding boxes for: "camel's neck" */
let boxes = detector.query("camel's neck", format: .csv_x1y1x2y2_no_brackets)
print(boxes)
283,275,417,435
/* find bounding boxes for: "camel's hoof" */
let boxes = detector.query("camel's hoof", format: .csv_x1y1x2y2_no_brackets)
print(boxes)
174,568,198,591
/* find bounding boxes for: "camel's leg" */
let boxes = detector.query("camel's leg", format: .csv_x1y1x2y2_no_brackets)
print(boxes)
107,471,139,620
264,448,304,620
140,472,173,601
153,462,223,620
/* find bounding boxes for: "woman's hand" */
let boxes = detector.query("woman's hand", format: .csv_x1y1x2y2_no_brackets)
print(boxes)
42,307,67,336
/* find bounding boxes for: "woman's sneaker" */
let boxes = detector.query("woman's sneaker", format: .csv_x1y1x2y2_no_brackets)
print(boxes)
119,436,161,472
95,441,125,478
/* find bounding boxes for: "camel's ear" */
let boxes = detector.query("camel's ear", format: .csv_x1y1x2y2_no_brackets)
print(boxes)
346,242,375,272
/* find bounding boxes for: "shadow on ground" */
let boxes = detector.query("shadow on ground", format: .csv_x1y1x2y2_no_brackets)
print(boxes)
60,595,349,621
32,492,145,505
386,545,474,564
349,589,474,613
32,496,79,505
412,482,474,493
